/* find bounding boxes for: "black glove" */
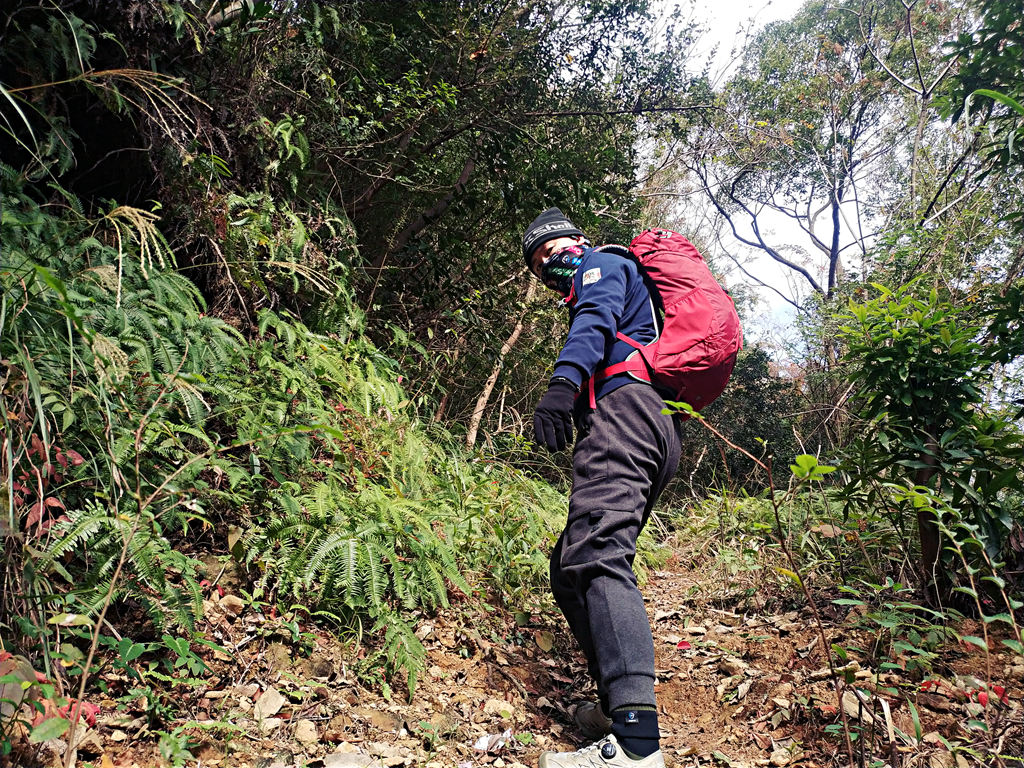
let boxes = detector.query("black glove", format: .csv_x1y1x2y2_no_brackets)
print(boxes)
533,381,577,452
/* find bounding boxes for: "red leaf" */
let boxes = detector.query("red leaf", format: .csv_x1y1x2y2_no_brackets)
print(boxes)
66,449,85,466
59,700,99,727
676,640,691,650
55,451,68,469
977,691,989,707
43,497,65,509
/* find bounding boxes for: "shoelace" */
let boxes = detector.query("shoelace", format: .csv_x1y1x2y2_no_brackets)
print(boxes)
570,737,612,757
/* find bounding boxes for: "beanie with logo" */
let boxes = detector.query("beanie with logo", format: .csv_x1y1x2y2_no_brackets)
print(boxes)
522,207,584,269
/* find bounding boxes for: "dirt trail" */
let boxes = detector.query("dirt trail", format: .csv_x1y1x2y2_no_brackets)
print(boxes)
43,552,1024,768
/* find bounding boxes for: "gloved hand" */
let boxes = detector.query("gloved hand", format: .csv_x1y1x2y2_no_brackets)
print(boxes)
533,381,577,452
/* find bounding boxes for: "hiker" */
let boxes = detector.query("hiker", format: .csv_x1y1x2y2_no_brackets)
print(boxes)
522,208,741,768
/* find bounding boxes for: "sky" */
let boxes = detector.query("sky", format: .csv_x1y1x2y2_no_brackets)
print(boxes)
685,0,809,74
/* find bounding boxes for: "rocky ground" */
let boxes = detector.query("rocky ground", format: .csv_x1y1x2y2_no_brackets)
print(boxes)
8,545,1023,768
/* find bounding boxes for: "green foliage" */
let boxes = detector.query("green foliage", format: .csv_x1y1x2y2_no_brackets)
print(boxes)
671,347,800,496
1,182,242,638
246,483,469,615
833,579,960,678
1,172,572,703
837,280,1024,584
946,0,1024,178
839,281,986,428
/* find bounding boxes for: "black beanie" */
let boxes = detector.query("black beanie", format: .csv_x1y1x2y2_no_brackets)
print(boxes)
522,207,584,268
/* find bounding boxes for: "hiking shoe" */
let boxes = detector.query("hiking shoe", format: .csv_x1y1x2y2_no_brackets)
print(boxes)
539,734,665,767
573,701,612,740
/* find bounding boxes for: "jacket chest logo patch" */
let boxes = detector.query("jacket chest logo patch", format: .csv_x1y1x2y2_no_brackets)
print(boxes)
582,267,602,286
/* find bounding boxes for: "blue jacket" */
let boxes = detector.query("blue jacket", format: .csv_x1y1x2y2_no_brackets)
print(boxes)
551,245,660,401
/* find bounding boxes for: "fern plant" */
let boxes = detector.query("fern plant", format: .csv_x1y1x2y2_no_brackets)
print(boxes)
2,181,242,642
39,502,204,631
245,482,467,619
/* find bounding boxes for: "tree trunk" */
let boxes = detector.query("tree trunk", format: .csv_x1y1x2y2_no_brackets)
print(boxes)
914,434,941,601
371,153,476,270
465,278,538,448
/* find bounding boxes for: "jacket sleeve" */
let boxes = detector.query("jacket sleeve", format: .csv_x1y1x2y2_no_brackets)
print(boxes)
551,252,629,389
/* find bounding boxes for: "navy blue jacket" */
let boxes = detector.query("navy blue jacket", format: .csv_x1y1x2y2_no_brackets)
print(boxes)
551,245,660,401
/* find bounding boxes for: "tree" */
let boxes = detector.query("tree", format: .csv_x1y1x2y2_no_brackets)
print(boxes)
838,282,1024,598
669,0,974,303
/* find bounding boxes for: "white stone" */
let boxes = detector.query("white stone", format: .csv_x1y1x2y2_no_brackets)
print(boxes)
295,718,318,745
254,687,286,720
259,717,283,733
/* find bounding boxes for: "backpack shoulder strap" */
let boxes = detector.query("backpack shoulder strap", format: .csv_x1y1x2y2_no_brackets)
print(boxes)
594,243,632,258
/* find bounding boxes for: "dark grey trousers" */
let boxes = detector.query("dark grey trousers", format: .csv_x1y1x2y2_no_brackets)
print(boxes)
550,383,682,712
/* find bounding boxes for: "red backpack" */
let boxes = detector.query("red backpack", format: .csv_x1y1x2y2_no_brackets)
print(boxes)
586,229,743,413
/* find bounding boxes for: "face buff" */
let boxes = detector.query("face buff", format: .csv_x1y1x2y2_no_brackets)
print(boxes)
540,245,585,297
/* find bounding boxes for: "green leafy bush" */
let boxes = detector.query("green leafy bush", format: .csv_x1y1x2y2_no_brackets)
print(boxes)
837,280,1024,594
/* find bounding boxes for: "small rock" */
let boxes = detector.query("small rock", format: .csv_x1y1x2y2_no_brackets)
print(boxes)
323,752,383,768
841,691,875,722
254,687,287,720
265,642,292,673
237,682,260,698
74,729,104,756
324,713,351,742
681,625,708,635
770,749,792,766
219,594,245,616
295,718,318,745
110,730,128,742
367,742,401,759
260,717,284,733
483,698,515,719
719,657,747,676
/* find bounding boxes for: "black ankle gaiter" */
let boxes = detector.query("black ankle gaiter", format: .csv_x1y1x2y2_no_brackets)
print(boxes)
611,706,660,759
